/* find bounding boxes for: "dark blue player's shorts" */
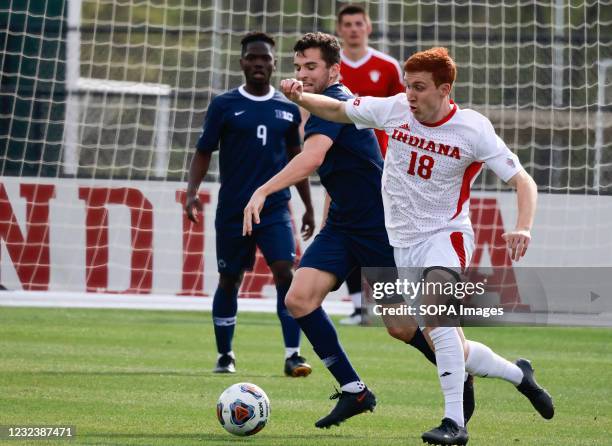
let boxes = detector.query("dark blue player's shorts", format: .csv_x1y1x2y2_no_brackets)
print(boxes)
299,224,396,290
216,215,295,275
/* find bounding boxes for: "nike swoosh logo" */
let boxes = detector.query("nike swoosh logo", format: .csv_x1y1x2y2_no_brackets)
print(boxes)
356,391,367,403
234,111,245,116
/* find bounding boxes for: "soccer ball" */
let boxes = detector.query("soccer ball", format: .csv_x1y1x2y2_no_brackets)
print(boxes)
216,382,270,436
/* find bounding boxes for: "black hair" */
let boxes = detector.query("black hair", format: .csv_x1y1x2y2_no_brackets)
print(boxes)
337,4,369,23
240,32,275,54
293,32,341,67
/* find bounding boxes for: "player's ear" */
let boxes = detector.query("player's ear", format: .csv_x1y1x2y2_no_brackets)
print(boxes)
365,16,373,35
329,63,340,80
439,82,451,97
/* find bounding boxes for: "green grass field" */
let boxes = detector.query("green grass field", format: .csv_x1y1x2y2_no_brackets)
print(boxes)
0,307,610,445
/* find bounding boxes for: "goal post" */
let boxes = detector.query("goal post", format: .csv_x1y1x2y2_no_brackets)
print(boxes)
63,78,172,178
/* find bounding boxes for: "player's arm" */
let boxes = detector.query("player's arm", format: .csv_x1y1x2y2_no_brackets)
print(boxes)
243,134,333,236
281,79,352,124
185,97,222,223
287,143,315,240
479,128,537,262
504,169,538,262
185,151,212,223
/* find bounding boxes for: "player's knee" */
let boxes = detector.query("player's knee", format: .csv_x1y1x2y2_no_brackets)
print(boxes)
386,325,417,342
269,261,293,288
284,292,301,315
423,267,457,285
284,290,310,318
218,273,243,295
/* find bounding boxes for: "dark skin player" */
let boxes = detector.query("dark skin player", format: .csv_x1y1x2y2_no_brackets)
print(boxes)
185,39,315,302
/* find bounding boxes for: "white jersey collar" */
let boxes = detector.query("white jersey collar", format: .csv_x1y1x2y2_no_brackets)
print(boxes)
340,47,373,69
238,84,275,101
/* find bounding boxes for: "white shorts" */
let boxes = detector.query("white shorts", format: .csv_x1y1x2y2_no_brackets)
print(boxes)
393,230,475,280
393,231,475,325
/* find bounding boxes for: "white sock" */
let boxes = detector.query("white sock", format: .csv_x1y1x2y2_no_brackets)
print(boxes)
217,351,235,359
340,381,366,393
465,340,524,386
285,347,300,359
428,327,465,427
350,292,362,309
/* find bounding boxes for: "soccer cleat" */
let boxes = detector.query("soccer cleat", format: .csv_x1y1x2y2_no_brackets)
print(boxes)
213,354,236,373
284,352,312,377
421,417,469,445
339,309,364,326
515,358,554,419
315,388,376,428
463,374,475,424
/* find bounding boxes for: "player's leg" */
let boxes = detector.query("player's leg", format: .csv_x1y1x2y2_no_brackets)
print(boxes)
383,308,437,363
255,219,311,376
352,229,472,437
460,327,554,419
355,233,439,365
353,229,476,429
211,230,254,373
459,327,521,384
380,300,477,425
446,229,554,420
268,260,312,377
287,228,375,428
393,233,468,444
339,268,364,325
211,271,243,373
419,267,468,445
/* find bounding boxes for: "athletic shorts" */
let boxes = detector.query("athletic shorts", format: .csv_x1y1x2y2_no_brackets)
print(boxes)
393,230,475,282
216,217,295,275
299,224,396,291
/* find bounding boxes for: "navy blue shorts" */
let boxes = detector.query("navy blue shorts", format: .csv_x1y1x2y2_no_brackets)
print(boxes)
216,219,295,275
299,225,396,290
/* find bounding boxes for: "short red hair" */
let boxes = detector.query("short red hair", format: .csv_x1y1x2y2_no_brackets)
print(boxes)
403,47,456,87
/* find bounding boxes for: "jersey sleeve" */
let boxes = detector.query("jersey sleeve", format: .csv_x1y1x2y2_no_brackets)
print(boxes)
304,113,344,141
475,118,522,182
344,95,391,131
195,96,224,153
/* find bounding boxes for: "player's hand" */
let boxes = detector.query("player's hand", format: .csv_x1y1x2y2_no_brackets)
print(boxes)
243,189,267,236
185,194,203,224
502,228,531,262
280,78,304,103
301,208,315,241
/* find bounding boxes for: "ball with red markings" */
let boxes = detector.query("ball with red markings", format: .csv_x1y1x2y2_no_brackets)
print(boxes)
216,382,270,436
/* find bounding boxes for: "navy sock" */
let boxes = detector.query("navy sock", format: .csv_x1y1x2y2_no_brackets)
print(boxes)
294,307,360,386
276,283,301,349
212,286,238,354
407,327,437,365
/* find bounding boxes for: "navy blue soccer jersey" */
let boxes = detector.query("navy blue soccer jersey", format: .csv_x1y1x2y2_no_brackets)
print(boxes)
304,83,385,231
196,86,301,228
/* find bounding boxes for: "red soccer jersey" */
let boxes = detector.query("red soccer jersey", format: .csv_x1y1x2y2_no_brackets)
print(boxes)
340,47,405,157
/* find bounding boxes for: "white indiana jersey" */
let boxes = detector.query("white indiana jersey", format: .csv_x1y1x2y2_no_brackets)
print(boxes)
345,93,522,247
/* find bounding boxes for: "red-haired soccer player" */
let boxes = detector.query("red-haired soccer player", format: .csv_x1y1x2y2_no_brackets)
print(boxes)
280,47,554,445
